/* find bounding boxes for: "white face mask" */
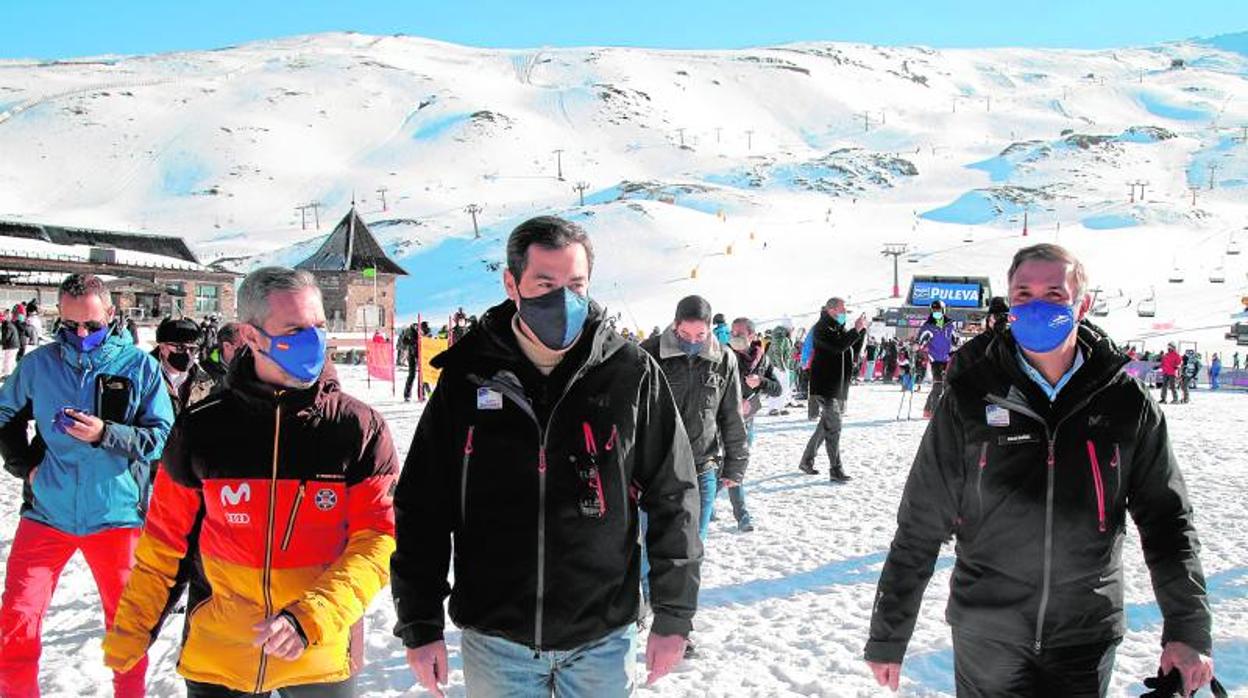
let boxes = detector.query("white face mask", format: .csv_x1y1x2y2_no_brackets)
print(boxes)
729,336,749,352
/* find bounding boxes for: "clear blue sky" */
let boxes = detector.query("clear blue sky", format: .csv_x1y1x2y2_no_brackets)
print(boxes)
2,0,1244,59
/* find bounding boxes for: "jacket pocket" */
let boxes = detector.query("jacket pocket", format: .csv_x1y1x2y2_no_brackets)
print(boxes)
1085,441,1107,533
460,426,475,524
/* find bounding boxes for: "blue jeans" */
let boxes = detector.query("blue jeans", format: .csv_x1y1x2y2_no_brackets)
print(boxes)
696,468,717,542
715,423,752,526
461,625,638,697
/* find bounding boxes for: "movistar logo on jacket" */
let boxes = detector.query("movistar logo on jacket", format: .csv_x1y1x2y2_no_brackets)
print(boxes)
220,483,251,507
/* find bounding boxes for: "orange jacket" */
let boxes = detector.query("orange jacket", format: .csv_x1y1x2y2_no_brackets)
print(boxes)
104,357,397,693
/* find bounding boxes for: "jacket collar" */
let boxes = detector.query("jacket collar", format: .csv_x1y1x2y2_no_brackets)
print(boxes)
659,324,723,362
56,324,129,372
224,348,338,413
433,298,623,375
958,320,1129,417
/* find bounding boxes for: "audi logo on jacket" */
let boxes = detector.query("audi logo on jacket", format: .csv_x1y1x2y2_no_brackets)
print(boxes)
103,354,398,694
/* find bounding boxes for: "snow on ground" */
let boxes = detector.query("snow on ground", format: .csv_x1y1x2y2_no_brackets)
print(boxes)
2,364,1244,697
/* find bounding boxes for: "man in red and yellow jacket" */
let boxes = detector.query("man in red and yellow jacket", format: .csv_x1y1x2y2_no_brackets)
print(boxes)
103,267,398,697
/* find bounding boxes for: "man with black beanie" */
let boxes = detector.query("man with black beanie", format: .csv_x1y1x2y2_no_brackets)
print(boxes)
153,317,218,414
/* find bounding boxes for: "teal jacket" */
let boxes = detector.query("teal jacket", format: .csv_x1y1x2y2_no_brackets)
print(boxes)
0,329,173,535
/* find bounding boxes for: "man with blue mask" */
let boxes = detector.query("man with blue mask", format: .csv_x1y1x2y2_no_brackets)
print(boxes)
395,216,701,697
643,297,750,539
0,273,173,698
867,244,1214,698
106,266,398,697
799,297,866,481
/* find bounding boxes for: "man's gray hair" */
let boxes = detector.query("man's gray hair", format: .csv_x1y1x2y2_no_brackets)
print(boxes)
237,267,321,325
731,317,755,334
824,297,845,311
1007,244,1088,299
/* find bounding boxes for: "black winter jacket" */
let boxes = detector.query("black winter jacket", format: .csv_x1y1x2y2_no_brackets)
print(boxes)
391,301,702,652
641,327,749,482
734,342,782,418
807,314,865,402
866,324,1211,662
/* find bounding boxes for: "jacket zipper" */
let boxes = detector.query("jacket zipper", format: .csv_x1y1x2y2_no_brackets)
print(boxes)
985,390,1102,655
281,481,306,551
471,367,590,654
255,400,282,693
460,426,475,523
1085,441,1107,533
1110,443,1121,498
975,442,989,514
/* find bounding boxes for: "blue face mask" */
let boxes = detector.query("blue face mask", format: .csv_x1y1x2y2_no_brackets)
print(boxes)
932,311,944,322
677,337,705,357
256,325,327,385
517,286,590,351
835,313,848,326
1009,300,1076,353
59,325,110,353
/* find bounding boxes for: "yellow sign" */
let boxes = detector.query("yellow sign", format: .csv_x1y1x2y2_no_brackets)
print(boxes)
418,336,450,386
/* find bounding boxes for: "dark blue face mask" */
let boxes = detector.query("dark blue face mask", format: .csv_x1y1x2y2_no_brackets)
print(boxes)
59,324,110,353
517,286,590,351
677,337,704,357
256,325,327,385
1009,300,1076,353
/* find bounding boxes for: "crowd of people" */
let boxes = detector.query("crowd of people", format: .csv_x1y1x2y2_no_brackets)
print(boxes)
0,215,1225,698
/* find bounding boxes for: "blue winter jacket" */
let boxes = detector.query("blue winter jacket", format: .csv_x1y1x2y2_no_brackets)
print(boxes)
0,329,173,535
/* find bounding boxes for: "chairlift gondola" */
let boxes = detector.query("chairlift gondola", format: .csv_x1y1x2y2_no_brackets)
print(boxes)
1210,266,1225,283
1137,298,1156,317
1168,266,1184,284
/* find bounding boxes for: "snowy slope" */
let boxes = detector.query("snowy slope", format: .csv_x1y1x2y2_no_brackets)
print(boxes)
0,32,1247,351
2,367,1244,697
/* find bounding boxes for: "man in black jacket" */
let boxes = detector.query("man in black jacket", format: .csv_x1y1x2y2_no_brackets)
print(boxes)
393,216,701,697
641,296,749,542
865,244,1213,697
799,297,866,481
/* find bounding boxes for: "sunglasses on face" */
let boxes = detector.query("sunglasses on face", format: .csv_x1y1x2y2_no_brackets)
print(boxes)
60,319,107,333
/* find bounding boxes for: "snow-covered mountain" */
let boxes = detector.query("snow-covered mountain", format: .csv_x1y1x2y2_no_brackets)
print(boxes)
1,32,1246,350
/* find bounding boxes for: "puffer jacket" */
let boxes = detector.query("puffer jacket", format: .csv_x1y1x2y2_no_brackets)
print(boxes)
0,327,173,535
866,324,1210,663
103,353,398,693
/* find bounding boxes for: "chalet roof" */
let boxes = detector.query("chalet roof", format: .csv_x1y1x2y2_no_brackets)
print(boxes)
295,207,406,275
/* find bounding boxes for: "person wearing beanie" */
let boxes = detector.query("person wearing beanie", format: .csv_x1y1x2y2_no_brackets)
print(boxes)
153,318,218,414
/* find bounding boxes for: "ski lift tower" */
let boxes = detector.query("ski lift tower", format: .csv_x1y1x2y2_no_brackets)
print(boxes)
881,243,908,298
